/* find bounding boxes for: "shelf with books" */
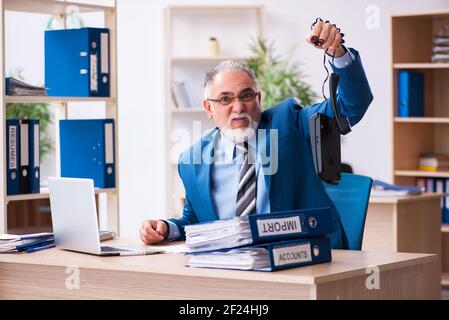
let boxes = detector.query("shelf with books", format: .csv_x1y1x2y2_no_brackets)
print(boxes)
392,8,449,286
394,117,449,123
395,170,449,178
394,63,449,69
0,0,119,234
164,5,264,216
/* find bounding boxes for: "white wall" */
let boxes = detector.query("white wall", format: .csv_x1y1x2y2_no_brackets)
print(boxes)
117,0,449,236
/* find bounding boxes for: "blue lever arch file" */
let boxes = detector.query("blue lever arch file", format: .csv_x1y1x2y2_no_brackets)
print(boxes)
19,120,30,194
60,119,115,188
398,70,424,117
45,27,110,97
185,207,334,253
6,120,20,195
186,237,332,271
28,120,40,193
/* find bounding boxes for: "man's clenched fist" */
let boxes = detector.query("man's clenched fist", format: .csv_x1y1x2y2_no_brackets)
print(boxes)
306,18,345,57
140,220,168,244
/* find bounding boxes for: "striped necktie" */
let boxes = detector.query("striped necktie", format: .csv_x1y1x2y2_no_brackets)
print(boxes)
235,141,257,216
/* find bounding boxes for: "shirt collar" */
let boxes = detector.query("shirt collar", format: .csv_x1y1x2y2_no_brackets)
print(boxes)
217,130,257,160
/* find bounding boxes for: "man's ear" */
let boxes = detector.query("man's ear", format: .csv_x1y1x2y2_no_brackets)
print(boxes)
257,92,262,110
203,100,213,119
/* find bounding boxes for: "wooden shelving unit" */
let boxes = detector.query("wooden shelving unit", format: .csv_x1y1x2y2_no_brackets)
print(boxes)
164,5,264,217
391,10,449,286
0,0,119,234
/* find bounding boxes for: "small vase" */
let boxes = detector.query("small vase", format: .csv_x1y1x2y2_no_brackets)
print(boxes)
205,37,220,57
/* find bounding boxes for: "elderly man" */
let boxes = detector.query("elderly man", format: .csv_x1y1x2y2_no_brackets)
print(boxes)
140,19,373,248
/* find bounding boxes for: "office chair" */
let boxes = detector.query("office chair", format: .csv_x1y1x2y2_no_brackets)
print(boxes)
322,173,373,250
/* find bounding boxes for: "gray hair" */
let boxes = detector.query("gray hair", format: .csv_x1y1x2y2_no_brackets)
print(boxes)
203,60,258,100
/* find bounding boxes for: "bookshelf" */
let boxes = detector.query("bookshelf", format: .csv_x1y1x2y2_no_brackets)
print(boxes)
164,5,264,217
391,10,449,285
0,0,119,234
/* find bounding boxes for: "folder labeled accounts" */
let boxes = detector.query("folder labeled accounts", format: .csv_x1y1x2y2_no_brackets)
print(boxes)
60,119,115,188
186,237,332,271
185,207,334,253
45,28,110,97
6,119,40,195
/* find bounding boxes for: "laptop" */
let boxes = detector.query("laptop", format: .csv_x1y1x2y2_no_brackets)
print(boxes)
48,177,161,256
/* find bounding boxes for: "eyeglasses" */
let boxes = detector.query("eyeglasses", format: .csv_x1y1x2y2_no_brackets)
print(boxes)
207,91,260,106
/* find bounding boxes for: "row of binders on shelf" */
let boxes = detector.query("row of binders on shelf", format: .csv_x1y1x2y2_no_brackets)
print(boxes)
184,207,333,271
416,177,449,223
6,27,110,97
6,119,115,196
6,119,40,196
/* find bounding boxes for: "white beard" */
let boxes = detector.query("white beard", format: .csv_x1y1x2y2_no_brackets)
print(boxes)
221,113,259,144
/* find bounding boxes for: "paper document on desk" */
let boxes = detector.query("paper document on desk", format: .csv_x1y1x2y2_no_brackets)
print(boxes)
146,243,190,254
187,247,270,270
371,179,423,197
186,237,332,271
0,232,54,253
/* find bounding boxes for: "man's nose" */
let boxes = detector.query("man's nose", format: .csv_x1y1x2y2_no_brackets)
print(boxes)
232,98,246,113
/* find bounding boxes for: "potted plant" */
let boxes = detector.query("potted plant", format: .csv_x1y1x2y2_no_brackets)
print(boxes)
246,37,318,110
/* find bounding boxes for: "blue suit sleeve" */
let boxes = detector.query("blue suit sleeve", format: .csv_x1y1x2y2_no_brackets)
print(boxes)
166,162,199,241
299,47,373,139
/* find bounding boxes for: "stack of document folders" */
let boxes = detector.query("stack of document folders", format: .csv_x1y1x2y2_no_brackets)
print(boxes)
370,179,422,197
5,77,47,96
0,232,54,253
184,207,334,271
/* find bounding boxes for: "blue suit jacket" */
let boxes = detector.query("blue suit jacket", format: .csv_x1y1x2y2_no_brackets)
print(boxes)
168,48,373,248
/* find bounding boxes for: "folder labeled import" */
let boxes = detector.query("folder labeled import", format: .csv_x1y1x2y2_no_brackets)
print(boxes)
45,27,110,97
186,237,332,271
60,119,115,188
185,207,334,253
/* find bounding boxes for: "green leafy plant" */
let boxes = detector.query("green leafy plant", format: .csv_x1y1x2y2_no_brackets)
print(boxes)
6,103,53,158
246,37,318,110
6,69,53,158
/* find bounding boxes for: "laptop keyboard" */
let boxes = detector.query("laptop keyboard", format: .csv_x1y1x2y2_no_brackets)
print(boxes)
101,246,132,252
